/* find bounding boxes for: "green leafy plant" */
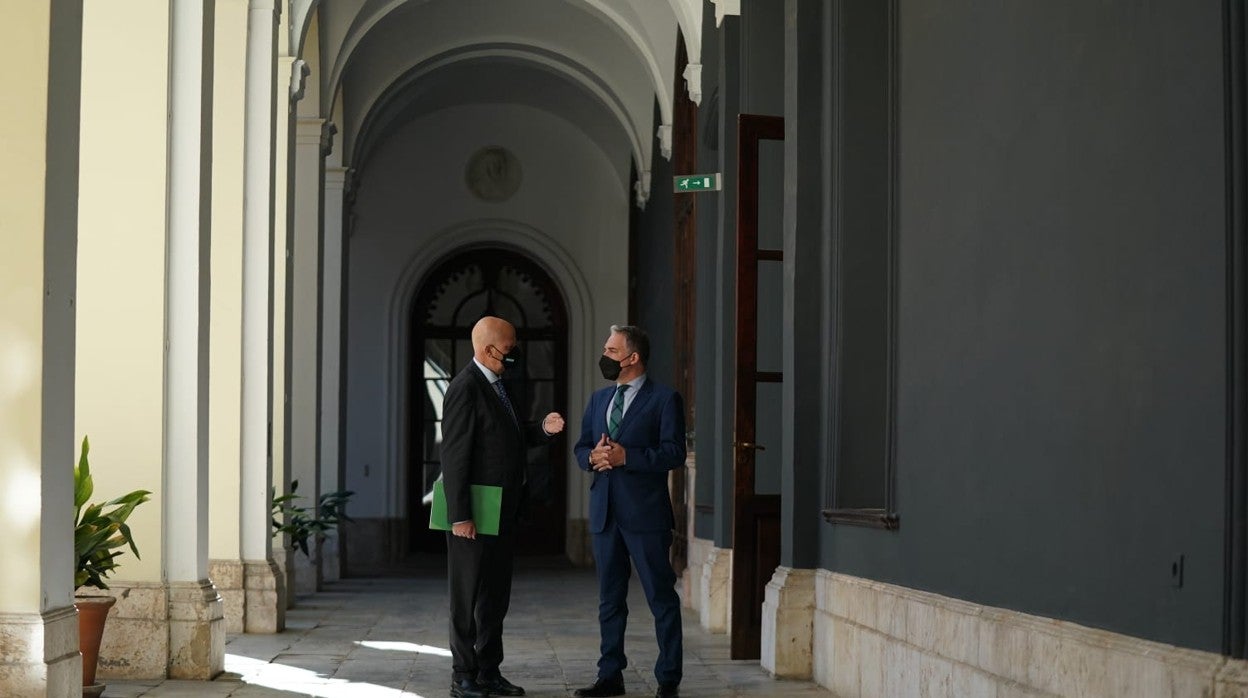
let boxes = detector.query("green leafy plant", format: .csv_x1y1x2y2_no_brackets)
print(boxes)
271,479,355,556
74,437,152,591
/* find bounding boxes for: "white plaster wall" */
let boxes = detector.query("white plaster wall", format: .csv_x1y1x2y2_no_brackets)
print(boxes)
208,0,248,562
344,102,630,528
74,0,170,585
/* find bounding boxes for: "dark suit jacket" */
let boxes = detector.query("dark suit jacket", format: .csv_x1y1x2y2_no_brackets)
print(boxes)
441,362,549,531
573,378,686,533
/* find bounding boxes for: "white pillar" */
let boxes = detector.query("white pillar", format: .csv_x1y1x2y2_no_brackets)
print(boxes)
0,2,83,694
290,116,324,595
241,0,285,632
320,162,347,584
165,0,225,679
273,45,298,609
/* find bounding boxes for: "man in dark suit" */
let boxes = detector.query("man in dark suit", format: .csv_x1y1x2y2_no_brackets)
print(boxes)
442,316,565,698
573,325,686,698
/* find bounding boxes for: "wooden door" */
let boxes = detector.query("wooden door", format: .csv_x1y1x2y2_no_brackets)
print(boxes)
731,114,785,659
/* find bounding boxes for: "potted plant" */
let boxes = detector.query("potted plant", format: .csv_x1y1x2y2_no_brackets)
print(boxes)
272,478,354,555
272,479,354,583
73,436,151,698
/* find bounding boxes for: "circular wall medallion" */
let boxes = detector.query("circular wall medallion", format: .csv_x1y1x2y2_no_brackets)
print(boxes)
465,146,522,202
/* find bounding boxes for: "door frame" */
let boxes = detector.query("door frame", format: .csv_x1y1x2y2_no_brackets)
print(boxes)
731,113,785,659
405,246,569,556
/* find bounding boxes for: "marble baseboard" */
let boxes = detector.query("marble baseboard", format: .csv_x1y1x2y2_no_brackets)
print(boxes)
812,570,1248,698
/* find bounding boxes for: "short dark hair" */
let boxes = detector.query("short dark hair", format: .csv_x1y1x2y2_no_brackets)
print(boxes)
610,324,650,366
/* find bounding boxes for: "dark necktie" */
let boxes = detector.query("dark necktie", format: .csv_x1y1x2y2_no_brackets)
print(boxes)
608,384,629,439
493,381,518,426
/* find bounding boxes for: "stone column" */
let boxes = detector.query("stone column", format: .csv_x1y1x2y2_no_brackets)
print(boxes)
0,2,83,695
241,0,285,632
289,115,325,596
165,0,225,679
321,162,347,585
760,567,815,678
271,39,298,610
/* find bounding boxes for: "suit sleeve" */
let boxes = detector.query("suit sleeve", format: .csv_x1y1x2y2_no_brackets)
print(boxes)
622,390,686,473
440,380,475,523
523,420,552,448
573,393,598,472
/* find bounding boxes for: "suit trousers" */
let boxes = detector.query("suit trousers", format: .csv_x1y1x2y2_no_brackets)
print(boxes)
592,518,682,685
447,529,515,681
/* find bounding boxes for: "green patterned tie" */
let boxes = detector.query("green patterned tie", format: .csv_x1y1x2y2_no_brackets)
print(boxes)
608,384,629,439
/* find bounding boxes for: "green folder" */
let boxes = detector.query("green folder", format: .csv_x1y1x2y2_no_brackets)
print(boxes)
429,479,503,535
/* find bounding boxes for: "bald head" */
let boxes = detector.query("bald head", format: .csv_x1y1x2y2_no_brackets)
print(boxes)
472,316,517,370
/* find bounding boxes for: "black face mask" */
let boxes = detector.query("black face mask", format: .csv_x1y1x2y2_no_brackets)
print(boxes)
599,354,623,381
497,346,523,373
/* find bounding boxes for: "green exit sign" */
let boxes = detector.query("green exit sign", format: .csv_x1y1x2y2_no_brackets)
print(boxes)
674,173,721,192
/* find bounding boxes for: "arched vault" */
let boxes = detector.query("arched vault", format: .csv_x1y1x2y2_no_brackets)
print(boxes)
289,0,703,204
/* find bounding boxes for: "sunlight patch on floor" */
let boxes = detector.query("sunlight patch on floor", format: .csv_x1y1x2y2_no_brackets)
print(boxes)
226,653,428,698
354,640,453,657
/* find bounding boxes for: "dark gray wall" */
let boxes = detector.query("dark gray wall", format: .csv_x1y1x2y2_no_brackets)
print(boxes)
635,99,676,387
815,0,1228,652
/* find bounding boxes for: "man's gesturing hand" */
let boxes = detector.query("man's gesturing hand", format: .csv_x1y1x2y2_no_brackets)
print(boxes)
543,412,565,435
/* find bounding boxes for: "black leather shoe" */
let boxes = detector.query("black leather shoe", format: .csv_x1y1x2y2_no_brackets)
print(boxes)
479,674,525,696
450,678,488,698
656,684,680,698
574,675,626,697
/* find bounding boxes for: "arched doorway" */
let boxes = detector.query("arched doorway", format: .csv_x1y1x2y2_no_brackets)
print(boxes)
407,247,568,555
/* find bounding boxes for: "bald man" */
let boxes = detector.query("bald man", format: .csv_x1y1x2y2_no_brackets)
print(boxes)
442,316,565,698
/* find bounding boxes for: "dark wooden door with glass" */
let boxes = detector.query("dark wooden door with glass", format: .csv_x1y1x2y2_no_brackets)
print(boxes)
408,248,568,555
732,114,785,659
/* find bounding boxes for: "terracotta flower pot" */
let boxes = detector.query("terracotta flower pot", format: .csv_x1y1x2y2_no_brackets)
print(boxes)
75,595,117,692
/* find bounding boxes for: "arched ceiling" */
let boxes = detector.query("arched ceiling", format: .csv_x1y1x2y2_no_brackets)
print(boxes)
289,0,703,205
352,56,634,195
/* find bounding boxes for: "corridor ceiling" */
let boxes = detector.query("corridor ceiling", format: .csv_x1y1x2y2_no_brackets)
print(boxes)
291,0,706,203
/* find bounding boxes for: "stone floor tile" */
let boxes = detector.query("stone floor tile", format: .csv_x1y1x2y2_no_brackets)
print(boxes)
106,561,834,698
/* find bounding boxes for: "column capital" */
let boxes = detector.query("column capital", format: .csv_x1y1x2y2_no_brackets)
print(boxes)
634,170,652,209
711,0,740,27
289,58,311,103
657,124,673,161
321,121,338,157
683,63,703,106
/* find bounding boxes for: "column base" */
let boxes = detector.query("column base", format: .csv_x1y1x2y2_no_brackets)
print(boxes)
699,546,732,633
244,559,286,633
319,530,341,584
272,547,295,609
292,546,319,596
761,566,815,678
681,536,714,611
167,581,224,680
209,560,245,634
93,580,224,680
0,606,80,697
